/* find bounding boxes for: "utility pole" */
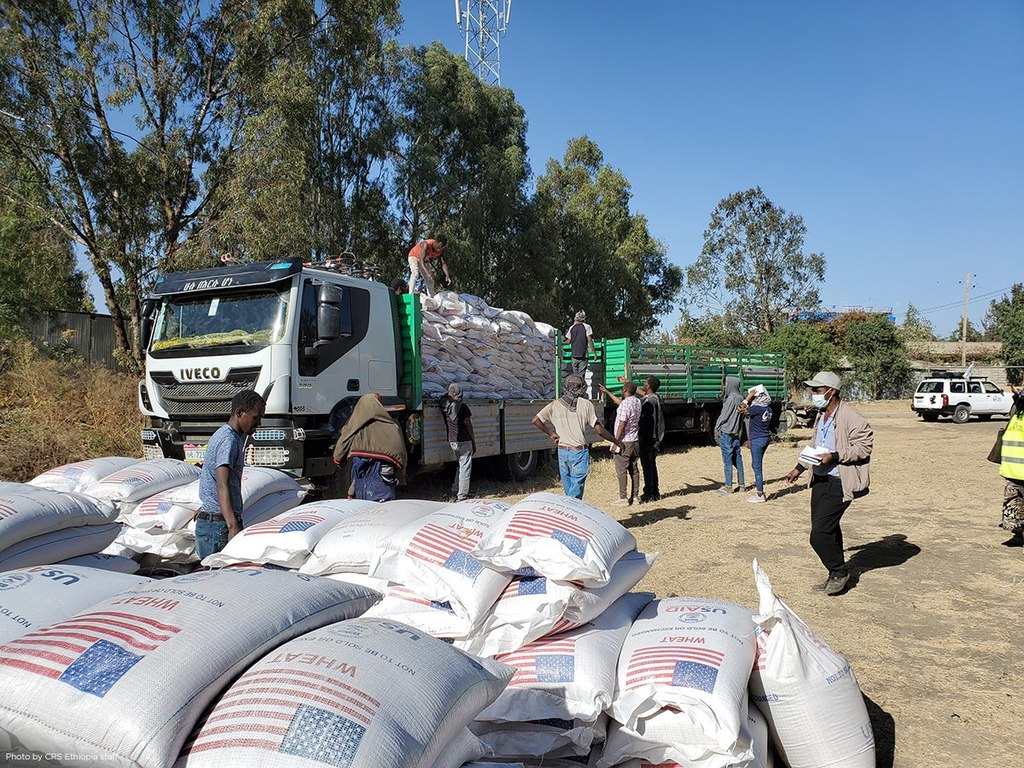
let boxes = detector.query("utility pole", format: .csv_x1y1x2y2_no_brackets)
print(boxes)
455,0,511,85
961,272,971,367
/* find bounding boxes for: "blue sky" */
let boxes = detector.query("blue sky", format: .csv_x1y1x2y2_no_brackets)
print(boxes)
400,0,1024,336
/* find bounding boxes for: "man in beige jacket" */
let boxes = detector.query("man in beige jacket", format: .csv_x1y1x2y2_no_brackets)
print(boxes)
786,371,873,596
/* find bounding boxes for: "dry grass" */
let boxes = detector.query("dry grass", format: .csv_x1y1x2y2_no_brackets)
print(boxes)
0,341,141,482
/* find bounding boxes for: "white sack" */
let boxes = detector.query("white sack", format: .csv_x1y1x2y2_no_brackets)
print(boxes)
29,457,141,494
369,500,513,624
126,487,198,532
599,702,754,768
175,617,510,768
0,524,121,571
0,569,379,768
556,550,657,635
749,560,874,768
300,499,444,576
80,458,199,505
471,716,603,759
362,583,476,640
238,487,307,528
455,575,576,658
0,487,116,551
0,564,148,643
117,526,196,563
481,592,653,725
202,501,366,569
474,492,637,586
612,597,756,764
167,467,300,512
57,553,141,574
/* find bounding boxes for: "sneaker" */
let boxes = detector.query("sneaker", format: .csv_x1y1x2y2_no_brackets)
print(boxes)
824,572,851,596
1001,532,1024,547
616,498,630,506
810,578,829,592
747,493,766,503
715,487,733,497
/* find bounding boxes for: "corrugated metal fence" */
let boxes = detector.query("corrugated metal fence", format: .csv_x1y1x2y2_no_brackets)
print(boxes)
26,311,119,369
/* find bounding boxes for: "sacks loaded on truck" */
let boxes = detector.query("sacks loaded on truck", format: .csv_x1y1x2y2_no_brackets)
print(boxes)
136,259,559,495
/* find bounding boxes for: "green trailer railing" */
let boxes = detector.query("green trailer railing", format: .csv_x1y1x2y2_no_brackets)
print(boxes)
602,339,786,404
397,293,422,408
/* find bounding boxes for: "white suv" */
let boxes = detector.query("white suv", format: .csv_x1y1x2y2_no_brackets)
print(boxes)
912,376,1015,423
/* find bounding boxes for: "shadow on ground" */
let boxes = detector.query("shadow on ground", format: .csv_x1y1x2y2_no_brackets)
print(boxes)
622,504,694,528
846,534,922,576
865,693,896,768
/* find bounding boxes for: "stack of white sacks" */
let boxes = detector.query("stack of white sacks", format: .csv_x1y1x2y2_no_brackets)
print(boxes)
195,493,876,768
111,461,305,563
419,291,556,400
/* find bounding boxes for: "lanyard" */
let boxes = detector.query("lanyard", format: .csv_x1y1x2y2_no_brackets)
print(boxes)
818,407,837,444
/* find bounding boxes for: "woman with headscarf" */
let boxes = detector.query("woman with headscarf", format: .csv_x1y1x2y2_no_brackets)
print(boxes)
998,387,1024,547
332,393,408,501
740,384,774,503
714,376,746,495
532,374,622,499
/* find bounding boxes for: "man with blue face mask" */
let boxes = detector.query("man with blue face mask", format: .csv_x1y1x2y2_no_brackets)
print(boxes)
785,371,873,596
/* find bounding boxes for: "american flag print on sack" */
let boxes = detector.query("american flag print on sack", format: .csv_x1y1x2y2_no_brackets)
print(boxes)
98,468,154,490
0,610,181,697
182,666,380,768
245,513,325,536
388,585,455,613
498,638,576,685
406,523,485,578
624,644,725,694
502,509,592,558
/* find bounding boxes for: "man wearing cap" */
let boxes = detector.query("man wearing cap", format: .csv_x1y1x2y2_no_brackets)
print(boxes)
785,371,873,596
567,311,595,375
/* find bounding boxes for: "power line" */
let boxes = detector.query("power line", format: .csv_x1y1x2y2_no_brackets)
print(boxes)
917,285,1013,315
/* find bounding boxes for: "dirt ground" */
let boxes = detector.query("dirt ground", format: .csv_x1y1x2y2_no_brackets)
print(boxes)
411,400,1023,767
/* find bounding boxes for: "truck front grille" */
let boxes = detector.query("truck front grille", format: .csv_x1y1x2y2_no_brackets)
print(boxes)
150,367,261,418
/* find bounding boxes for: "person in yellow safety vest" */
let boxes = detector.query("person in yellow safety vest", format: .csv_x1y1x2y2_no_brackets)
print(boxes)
999,388,1024,547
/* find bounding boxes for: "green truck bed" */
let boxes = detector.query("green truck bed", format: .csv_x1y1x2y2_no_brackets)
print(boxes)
559,338,786,404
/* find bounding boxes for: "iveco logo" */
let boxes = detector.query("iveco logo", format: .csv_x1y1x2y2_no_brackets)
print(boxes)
178,367,222,381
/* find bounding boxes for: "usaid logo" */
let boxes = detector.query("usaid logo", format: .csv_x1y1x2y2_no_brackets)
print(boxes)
177,367,222,382
0,573,32,591
677,613,707,624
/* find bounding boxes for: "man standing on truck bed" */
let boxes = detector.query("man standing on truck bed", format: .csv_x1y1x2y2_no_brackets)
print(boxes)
407,236,449,296
196,389,266,561
533,374,622,499
567,311,595,375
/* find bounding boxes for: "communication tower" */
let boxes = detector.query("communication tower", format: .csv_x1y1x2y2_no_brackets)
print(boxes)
455,0,511,85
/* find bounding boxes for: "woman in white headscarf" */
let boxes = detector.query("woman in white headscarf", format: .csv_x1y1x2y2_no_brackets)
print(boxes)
740,385,773,503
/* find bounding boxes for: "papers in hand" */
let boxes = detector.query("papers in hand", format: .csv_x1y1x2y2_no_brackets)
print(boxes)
799,445,831,466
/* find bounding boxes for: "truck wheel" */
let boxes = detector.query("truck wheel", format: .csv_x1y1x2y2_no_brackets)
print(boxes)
921,413,939,422
501,450,539,482
783,409,798,432
952,404,971,424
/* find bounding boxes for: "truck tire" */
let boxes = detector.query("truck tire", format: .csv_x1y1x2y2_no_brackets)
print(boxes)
952,403,971,424
500,450,539,482
783,409,798,432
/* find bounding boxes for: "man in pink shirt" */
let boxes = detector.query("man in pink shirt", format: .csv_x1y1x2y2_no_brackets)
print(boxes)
601,380,642,506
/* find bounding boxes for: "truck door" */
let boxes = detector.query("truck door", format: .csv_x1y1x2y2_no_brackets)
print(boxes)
967,381,991,413
292,277,370,418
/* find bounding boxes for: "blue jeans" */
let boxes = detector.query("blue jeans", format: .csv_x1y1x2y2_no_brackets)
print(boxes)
558,448,590,499
195,516,229,561
719,433,745,487
749,437,770,494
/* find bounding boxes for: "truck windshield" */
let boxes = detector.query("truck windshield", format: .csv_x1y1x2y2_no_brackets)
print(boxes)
151,288,290,354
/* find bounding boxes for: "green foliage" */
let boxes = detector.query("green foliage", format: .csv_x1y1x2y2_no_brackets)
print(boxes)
837,314,912,399
685,187,826,343
0,158,90,339
666,312,745,348
763,322,836,392
944,316,984,342
987,283,1024,386
900,303,935,342
530,137,682,338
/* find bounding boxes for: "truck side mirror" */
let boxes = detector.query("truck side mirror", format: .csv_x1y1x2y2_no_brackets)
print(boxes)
317,283,352,343
140,298,158,350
